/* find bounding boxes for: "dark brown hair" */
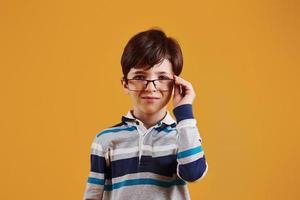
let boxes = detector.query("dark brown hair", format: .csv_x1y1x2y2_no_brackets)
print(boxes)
121,28,183,78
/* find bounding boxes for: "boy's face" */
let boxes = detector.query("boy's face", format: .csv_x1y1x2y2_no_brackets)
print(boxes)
122,59,174,115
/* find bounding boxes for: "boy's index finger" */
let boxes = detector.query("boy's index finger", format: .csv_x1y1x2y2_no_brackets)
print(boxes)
174,75,190,87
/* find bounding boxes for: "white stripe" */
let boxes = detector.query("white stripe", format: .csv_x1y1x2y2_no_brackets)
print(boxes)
91,149,105,157
145,144,177,152
91,142,103,151
111,144,177,156
112,146,139,155
177,151,204,164
176,119,197,129
89,171,105,179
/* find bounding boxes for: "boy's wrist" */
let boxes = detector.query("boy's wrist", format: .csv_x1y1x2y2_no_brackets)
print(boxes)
173,104,194,123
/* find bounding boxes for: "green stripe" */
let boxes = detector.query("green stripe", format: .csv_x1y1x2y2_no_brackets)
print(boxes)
88,177,105,185
177,146,203,159
104,178,186,191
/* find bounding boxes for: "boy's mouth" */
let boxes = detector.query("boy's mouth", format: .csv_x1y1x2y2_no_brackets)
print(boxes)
141,96,160,99
141,96,160,103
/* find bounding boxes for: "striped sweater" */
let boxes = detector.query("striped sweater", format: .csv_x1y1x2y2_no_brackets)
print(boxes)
83,104,208,200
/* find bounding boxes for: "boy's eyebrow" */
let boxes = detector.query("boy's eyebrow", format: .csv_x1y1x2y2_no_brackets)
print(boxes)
132,71,146,74
132,71,171,75
156,71,171,75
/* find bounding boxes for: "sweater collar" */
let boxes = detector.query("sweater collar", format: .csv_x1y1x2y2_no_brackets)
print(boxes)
121,110,176,127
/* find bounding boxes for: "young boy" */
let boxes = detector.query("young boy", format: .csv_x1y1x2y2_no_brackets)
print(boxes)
83,28,208,200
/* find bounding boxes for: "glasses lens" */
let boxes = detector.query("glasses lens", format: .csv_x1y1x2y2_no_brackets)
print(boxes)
155,79,174,91
127,79,174,91
127,80,146,91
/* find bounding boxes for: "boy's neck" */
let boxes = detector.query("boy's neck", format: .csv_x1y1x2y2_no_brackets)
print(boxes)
131,107,167,129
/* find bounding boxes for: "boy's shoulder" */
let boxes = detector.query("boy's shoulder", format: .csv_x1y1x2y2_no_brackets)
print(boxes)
91,120,128,148
95,121,128,138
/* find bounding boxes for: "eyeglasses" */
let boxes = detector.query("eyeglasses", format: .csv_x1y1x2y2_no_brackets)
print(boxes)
123,78,175,91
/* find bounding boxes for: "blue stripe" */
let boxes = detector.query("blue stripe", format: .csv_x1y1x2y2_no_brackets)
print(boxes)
162,128,176,133
88,177,105,185
97,126,136,137
173,104,194,122
177,146,203,159
178,156,207,182
104,178,186,191
110,155,177,178
90,154,106,173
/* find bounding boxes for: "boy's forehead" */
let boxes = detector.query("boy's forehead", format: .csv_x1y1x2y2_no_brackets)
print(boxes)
129,59,173,75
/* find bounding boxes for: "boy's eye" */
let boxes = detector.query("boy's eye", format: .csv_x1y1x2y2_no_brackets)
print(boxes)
132,75,145,80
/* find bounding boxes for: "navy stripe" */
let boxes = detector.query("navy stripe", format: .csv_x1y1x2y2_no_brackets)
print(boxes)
104,178,186,191
178,156,207,182
90,154,106,173
154,124,168,132
154,126,176,134
173,104,194,122
110,155,177,178
170,123,177,128
121,116,136,123
97,126,136,137
154,123,177,133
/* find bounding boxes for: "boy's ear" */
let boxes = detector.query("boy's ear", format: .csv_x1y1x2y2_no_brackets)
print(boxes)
121,78,129,94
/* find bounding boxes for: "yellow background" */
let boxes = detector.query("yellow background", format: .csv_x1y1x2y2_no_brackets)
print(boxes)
0,0,299,199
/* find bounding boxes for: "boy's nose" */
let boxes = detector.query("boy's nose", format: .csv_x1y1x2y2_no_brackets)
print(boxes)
144,81,157,91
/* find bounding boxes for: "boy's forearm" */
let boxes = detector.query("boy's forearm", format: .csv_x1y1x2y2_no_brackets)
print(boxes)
173,104,208,182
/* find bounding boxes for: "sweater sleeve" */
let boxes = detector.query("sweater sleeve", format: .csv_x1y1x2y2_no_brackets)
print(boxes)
173,104,208,182
83,135,108,200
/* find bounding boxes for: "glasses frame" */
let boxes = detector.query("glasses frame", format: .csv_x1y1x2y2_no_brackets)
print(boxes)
123,77,175,92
